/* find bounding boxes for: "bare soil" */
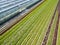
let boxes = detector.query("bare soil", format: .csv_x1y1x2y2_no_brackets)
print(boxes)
52,0,60,45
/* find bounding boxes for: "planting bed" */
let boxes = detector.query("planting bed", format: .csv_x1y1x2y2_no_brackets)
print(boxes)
0,0,59,45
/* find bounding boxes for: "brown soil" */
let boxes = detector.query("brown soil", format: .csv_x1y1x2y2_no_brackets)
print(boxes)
52,0,60,45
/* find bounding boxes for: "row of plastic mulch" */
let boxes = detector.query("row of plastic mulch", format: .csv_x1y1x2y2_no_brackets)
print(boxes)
0,0,41,34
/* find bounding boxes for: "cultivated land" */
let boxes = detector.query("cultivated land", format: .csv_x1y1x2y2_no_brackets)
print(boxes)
0,0,59,45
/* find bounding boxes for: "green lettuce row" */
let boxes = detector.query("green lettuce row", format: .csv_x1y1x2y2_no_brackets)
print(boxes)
20,0,58,45
46,11,58,45
33,0,58,45
16,4,50,45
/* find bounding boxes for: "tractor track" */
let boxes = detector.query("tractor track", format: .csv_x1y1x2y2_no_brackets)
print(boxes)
52,0,60,45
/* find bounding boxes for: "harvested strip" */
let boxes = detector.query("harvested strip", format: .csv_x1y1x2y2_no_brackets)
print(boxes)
46,10,58,45
0,0,44,35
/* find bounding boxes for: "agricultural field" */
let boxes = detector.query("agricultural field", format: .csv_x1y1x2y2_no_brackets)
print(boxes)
0,0,60,45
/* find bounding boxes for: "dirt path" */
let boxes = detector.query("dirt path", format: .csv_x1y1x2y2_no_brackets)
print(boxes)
52,0,60,45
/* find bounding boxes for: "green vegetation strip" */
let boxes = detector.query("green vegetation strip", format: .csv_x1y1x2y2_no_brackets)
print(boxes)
20,1,58,45
0,0,58,45
46,11,58,45
17,4,51,45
